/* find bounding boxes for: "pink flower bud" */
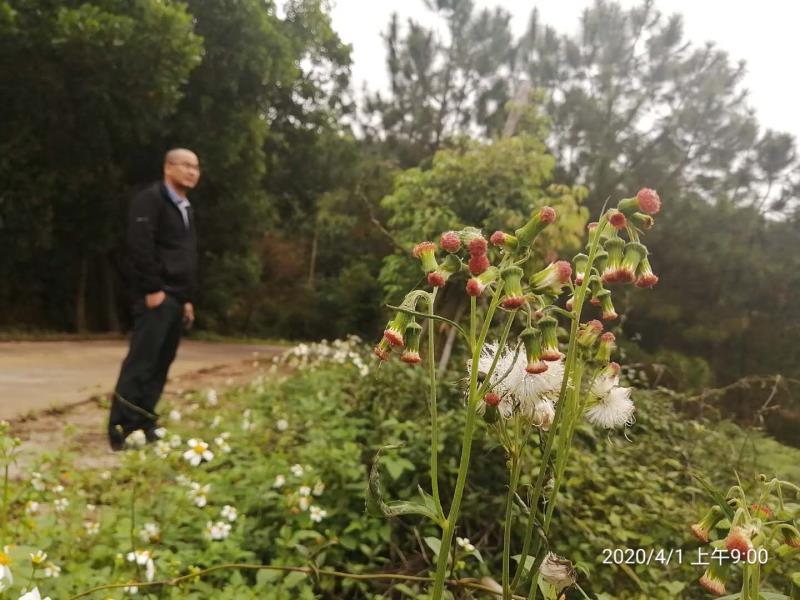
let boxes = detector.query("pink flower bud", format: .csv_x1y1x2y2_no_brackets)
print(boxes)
540,206,557,224
530,260,572,295
373,339,391,361
608,209,627,229
636,188,661,214
465,266,499,297
468,237,488,257
428,272,446,287
490,231,506,246
725,527,754,555
439,231,461,253
484,392,501,407
468,253,490,275
412,241,438,273
400,351,421,364
635,257,659,288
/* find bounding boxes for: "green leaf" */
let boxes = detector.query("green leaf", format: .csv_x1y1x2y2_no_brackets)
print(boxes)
424,536,442,556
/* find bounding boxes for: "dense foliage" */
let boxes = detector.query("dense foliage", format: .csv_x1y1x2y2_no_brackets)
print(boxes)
3,341,798,598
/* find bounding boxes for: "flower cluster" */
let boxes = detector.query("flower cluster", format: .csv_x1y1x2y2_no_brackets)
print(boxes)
278,335,370,376
690,478,799,597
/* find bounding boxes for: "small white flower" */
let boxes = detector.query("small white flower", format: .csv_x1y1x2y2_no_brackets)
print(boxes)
298,496,310,511
86,503,96,512
309,505,327,523
25,501,40,515
312,481,325,496
154,440,171,459
585,387,635,429
123,582,138,594
153,427,167,439
125,429,147,448
456,537,475,553
183,439,214,466
126,550,155,582
214,436,231,453
298,486,311,497
276,419,289,432
53,498,69,513
188,482,210,507
220,505,238,522
205,520,232,541
169,434,182,448
273,475,286,489
30,551,47,566
42,562,60,578
139,522,161,543
206,389,218,406
83,521,100,536
18,588,52,600
31,472,45,492
290,464,304,477
188,403,200,412
169,409,181,422
210,415,222,428
100,470,112,480
0,549,11,592
51,484,64,494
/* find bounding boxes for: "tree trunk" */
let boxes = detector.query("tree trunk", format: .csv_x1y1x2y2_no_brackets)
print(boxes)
75,256,88,333
104,257,120,332
308,217,319,289
502,80,531,138
437,298,466,377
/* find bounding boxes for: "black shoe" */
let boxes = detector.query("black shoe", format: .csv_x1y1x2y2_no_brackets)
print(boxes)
144,426,161,443
109,427,126,452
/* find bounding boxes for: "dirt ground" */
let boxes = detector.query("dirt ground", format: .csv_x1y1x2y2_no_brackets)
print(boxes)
1,340,286,476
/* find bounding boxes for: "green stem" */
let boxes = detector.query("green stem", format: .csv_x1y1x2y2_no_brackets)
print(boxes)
502,450,524,600
1,462,8,539
470,296,477,352
430,287,509,600
427,289,443,516
386,304,470,344
511,217,609,592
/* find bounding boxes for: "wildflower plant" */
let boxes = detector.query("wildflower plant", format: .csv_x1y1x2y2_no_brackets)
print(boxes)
690,474,800,598
370,191,663,599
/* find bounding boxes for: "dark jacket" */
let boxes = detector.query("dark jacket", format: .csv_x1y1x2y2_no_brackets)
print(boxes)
128,182,197,304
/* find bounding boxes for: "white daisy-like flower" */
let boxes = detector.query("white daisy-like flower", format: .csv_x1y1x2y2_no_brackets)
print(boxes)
153,427,167,439
276,419,289,432
123,582,138,594
298,486,311,497
188,482,210,507
273,475,286,489
126,550,155,582
125,429,147,448
53,498,69,513
31,472,46,492
30,551,47,566
42,562,60,578
0,548,11,592
309,505,327,522
169,409,181,422
290,464,304,477
298,496,310,511
585,386,635,429
220,505,238,522
18,587,52,600
206,389,218,406
312,481,325,496
205,521,232,541
214,436,231,454
183,439,214,466
139,522,161,543
25,501,40,515
154,440,171,459
456,537,475,552
538,552,576,590
83,521,100,536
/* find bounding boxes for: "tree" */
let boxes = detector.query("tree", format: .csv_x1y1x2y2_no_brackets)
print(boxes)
0,0,202,330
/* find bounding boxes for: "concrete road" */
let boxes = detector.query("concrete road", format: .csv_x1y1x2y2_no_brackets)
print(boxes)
0,340,283,420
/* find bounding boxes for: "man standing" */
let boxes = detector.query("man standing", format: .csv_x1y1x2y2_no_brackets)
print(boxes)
108,148,200,450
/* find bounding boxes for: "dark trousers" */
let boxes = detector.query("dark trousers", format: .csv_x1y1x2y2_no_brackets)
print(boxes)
109,294,184,442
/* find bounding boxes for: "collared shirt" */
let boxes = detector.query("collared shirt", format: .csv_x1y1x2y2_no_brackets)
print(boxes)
164,181,191,230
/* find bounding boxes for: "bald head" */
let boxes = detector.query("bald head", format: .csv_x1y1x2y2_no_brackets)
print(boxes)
163,148,200,194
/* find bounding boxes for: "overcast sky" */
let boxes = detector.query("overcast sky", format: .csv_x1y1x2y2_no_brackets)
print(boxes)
329,0,800,141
